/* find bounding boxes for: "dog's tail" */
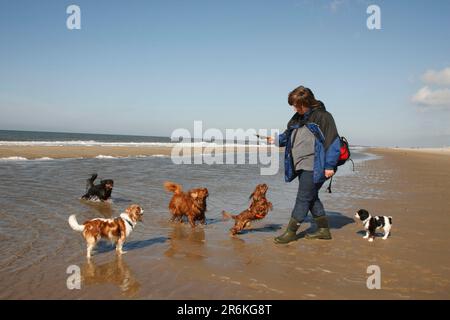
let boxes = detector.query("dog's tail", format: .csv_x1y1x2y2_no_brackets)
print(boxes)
164,181,182,194
86,173,98,191
222,210,236,220
68,215,85,232
388,216,393,225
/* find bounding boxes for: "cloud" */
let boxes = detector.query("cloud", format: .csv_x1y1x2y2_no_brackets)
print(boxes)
412,66,450,109
422,67,450,86
411,86,450,108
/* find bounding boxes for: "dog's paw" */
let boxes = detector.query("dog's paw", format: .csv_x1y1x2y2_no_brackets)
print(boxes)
368,238,374,242
363,235,369,239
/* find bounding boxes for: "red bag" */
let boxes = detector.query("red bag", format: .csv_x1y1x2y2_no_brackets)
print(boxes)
326,136,354,193
337,137,350,166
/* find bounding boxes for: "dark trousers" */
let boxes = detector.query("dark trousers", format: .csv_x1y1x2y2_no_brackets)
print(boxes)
291,170,326,222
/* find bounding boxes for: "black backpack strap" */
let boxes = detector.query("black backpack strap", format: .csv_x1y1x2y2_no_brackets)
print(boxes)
326,176,333,193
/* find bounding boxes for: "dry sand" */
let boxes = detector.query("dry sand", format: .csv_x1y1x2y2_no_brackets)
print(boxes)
391,147,450,156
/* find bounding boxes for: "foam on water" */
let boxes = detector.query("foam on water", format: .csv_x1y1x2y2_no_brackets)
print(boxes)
0,156,29,161
0,140,264,148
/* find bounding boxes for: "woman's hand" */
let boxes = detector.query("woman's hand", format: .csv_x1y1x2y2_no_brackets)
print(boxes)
266,136,275,144
325,169,335,179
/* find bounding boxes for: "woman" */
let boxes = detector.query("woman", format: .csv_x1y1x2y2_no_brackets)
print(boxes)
268,86,341,244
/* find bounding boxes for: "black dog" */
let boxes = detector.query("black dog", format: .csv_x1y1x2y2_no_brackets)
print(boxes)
81,173,114,201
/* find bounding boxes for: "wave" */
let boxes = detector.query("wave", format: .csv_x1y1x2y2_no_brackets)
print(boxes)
95,154,170,159
0,140,267,148
0,156,56,161
0,156,29,161
0,154,171,162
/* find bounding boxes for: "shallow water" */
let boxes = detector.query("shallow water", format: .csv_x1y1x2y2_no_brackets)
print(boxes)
0,150,401,299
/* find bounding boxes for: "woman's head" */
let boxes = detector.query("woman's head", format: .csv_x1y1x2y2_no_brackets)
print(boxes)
288,86,319,114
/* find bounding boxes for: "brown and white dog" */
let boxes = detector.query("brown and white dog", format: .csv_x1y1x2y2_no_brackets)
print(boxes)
164,181,208,228
222,184,273,235
68,204,144,258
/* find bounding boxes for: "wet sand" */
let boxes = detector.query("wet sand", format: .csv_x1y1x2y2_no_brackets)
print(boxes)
0,145,265,159
0,148,449,299
0,146,172,159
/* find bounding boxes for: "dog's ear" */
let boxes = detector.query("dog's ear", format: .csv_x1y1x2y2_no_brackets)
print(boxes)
357,209,369,220
132,205,141,214
125,204,142,222
190,192,198,199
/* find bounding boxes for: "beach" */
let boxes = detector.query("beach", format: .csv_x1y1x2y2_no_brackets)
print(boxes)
0,146,449,299
1,144,449,159
0,145,173,159
0,145,265,160
391,147,450,156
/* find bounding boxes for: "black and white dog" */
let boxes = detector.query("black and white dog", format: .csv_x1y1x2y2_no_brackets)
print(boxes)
355,209,392,242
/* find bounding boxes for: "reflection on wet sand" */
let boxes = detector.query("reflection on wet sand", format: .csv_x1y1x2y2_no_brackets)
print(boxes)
164,225,206,259
80,200,114,218
81,255,140,297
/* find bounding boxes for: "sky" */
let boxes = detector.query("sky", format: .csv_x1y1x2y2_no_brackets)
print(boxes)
0,0,449,147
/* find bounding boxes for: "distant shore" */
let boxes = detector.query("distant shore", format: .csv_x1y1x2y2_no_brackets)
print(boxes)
1,144,449,160
0,146,173,159
0,145,269,160
390,147,450,156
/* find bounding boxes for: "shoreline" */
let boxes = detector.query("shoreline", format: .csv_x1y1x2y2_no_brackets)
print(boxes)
0,145,271,160
1,144,449,161
0,146,173,160
388,147,450,156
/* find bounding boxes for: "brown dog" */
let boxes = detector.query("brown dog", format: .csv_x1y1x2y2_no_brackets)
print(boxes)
68,204,144,258
222,184,273,235
164,181,208,228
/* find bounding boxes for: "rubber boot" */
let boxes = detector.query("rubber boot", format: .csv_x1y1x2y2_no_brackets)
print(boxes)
305,216,332,240
274,218,300,244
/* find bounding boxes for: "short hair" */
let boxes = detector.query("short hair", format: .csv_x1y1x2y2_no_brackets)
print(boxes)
288,86,319,108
